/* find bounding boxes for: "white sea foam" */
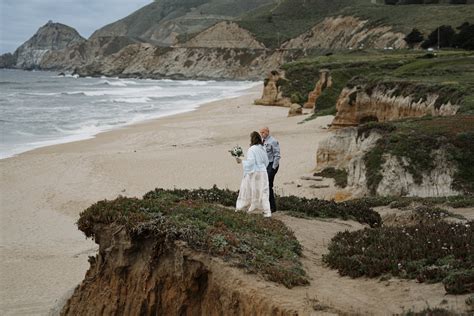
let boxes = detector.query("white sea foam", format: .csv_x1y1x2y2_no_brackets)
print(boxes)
178,80,211,86
113,97,152,103
98,80,127,87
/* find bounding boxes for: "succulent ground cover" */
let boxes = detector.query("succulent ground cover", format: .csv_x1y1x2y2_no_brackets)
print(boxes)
144,186,382,227
323,209,473,294
348,194,474,209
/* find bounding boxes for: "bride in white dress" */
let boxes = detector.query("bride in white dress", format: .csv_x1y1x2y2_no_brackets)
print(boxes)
235,131,271,217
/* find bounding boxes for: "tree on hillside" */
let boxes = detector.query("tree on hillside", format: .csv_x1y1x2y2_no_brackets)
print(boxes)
404,28,424,47
454,22,474,50
421,25,456,49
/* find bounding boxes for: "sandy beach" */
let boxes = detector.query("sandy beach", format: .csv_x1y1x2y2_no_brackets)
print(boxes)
0,85,335,314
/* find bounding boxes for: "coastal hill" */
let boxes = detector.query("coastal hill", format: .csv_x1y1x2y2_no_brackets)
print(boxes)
2,0,473,76
3,21,85,70
89,0,275,46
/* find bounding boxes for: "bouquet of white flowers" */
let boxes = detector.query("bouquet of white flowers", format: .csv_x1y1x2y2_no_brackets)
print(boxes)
229,145,244,158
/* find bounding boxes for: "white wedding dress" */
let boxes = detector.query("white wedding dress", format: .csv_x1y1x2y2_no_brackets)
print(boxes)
236,145,271,217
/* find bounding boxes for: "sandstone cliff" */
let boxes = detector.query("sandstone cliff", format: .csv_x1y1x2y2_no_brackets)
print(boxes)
331,80,461,127
62,223,296,315
254,70,291,106
316,127,461,198
281,16,407,50
303,69,332,110
69,45,303,80
12,21,85,69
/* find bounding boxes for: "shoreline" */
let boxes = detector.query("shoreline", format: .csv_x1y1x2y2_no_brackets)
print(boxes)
0,69,261,160
0,85,334,314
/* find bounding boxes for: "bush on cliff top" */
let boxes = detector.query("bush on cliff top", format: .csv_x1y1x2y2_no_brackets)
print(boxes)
323,218,474,294
78,190,308,288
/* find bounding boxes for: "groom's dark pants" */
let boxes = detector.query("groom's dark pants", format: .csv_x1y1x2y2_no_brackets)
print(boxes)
267,163,279,212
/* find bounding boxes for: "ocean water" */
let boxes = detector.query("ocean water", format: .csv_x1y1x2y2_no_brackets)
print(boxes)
0,70,259,159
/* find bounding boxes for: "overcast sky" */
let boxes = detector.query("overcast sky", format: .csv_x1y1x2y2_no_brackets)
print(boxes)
0,0,153,54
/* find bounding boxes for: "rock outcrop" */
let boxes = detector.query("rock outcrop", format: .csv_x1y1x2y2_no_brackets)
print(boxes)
316,127,381,198
254,70,291,106
62,223,298,315
179,21,265,49
288,103,303,117
281,16,407,50
0,53,16,68
12,21,85,69
316,128,460,198
303,69,332,110
331,81,460,127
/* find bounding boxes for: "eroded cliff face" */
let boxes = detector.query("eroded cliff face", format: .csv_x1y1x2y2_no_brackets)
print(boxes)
179,21,265,49
13,21,85,69
62,223,298,316
281,16,407,50
316,128,460,198
376,149,459,197
316,127,380,198
303,69,332,110
39,36,138,71
331,82,460,127
68,45,303,80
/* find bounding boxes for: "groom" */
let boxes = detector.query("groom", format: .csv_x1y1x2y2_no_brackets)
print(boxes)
259,127,280,213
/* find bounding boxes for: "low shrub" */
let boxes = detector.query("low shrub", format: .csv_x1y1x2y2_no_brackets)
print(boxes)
275,195,381,227
323,219,473,294
350,194,474,209
313,167,348,188
399,307,465,316
443,269,474,295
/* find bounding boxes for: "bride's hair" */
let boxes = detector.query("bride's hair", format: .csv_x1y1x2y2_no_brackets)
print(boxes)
250,131,263,146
